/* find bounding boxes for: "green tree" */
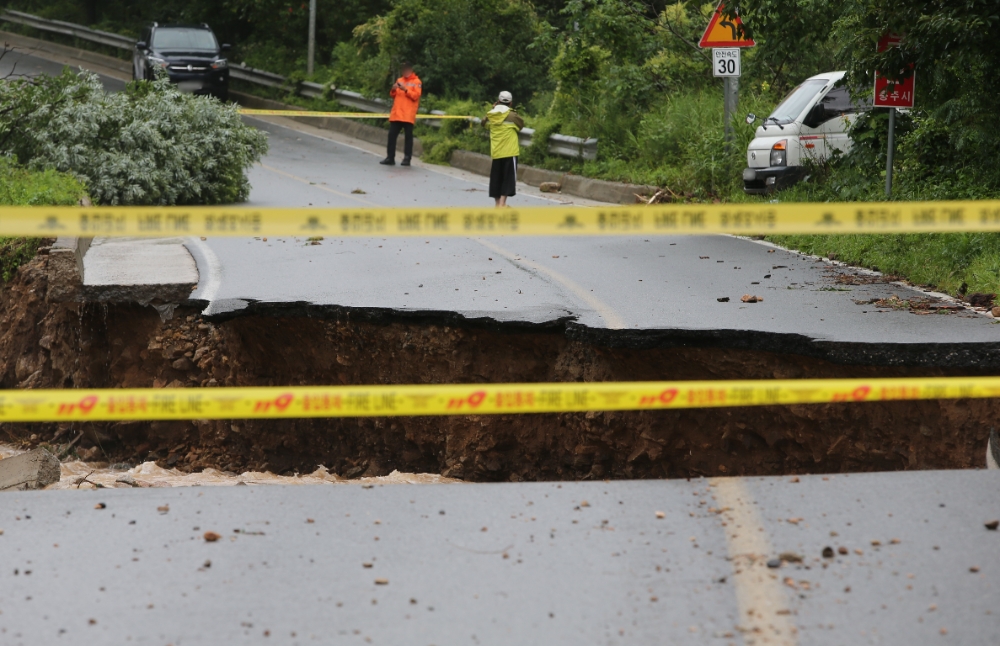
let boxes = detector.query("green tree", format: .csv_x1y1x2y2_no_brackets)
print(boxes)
351,0,551,101
820,0,1000,198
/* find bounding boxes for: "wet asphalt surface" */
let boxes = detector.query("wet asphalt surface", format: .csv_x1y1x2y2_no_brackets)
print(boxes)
2,470,998,645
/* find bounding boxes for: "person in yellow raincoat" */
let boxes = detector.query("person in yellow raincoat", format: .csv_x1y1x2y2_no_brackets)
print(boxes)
482,91,524,207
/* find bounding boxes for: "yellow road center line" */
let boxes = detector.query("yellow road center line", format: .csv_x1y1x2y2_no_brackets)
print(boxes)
711,477,797,645
473,238,628,330
257,163,377,207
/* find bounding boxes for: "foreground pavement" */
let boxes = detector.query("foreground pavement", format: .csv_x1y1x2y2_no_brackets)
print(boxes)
1,469,997,644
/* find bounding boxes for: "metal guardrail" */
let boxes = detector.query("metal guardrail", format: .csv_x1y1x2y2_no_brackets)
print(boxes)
0,9,597,160
1,9,133,49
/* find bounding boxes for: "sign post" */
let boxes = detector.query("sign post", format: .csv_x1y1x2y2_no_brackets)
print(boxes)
874,34,915,197
699,3,755,151
307,0,317,76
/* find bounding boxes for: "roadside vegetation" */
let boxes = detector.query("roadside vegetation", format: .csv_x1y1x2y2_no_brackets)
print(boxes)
6,0,1000,293
0,47,267,279
0,158,87,282
0,70,268,205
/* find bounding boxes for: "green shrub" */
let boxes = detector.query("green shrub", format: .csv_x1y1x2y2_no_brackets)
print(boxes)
0,70,268,205
0,157,88,282
0,157,87,207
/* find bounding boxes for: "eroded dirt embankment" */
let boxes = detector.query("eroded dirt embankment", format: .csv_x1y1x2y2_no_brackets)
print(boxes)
1,255,995,481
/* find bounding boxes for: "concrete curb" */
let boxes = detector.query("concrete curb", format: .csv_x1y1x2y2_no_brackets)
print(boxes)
448,150,658,205
0,448,61,491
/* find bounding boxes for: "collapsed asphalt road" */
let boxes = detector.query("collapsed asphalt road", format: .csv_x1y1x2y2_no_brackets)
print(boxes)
2,43,999,480
187,116,1000,367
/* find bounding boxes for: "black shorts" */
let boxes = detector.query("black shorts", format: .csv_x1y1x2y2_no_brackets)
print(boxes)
489,156,517,198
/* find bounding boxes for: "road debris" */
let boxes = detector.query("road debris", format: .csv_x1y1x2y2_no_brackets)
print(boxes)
985,520,999,530
203,531,222,542
741,294,763,303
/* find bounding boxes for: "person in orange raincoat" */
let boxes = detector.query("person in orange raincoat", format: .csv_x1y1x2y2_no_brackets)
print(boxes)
380,62,422,166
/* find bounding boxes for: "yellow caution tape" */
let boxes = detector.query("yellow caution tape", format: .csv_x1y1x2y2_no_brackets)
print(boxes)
238,109,472,119
1,377,998,422
1,201,1000,238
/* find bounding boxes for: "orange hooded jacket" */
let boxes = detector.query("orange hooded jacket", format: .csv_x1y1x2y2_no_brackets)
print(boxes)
389,73,422,124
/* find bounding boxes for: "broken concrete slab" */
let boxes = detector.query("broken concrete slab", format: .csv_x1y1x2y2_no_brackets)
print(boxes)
45,236,93,302
82,236,198,304
0,448,61,491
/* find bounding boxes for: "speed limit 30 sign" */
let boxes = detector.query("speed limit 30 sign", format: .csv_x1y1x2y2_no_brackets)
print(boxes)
713,48,740,77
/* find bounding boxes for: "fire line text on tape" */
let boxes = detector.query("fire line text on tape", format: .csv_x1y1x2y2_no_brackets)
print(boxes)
1,377,999,422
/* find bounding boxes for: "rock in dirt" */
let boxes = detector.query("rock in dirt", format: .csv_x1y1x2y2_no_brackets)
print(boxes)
115,474,139,487
966,293,995,308
0,448,61,491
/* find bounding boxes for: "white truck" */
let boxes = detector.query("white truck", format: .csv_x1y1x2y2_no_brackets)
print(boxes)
743,71,871,194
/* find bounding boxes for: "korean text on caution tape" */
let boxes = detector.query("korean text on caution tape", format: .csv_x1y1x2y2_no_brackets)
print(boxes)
1,377,998,422
238,109,473,119
2,202,1000,238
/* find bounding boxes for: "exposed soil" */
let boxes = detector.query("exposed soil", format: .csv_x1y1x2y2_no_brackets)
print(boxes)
1,254,996,482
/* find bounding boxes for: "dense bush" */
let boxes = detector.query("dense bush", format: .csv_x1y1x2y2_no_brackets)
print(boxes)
0,70,268,205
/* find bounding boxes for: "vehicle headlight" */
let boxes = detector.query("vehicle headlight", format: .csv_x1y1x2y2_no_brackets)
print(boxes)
148,56,168,69
770,140,787,167
211,59,228,70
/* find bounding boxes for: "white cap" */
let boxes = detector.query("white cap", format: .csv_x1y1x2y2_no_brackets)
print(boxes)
498,91,512,104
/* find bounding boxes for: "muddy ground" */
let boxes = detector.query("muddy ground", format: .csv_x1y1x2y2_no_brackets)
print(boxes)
0,253,995,481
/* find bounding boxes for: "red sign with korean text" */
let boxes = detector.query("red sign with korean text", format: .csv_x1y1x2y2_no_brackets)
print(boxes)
874,32,914,108
874,69,915,108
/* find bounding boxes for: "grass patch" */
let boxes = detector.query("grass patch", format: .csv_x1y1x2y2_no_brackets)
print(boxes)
770,233,1000,297
0,158,88,282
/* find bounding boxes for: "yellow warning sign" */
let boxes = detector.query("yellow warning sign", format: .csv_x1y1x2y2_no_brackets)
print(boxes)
699,2,755,48
1,377,998,422
0,201,998,238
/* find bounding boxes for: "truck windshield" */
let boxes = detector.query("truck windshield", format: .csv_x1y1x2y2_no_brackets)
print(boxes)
767,79,828,124
152,28,218,52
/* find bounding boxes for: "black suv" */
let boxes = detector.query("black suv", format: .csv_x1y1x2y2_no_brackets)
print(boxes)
133,24,230,101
